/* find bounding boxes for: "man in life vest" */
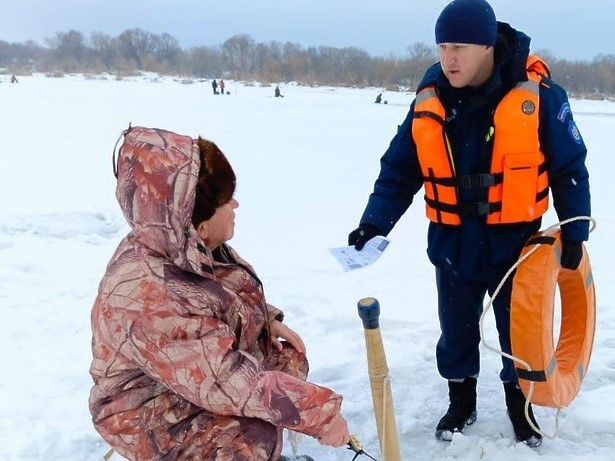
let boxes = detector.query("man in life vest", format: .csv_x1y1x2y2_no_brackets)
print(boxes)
348,0,591,448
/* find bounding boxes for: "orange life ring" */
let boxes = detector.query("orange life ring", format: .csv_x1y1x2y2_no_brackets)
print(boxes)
510,229,596,408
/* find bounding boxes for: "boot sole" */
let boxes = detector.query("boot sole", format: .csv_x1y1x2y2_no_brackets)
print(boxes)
520,434,542,448
435,410,477,441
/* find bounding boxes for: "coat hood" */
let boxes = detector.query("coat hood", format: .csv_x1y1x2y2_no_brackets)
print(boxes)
494,21,531,84
114,126,214,277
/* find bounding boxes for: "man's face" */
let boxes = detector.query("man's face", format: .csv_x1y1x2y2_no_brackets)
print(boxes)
438,43,494,88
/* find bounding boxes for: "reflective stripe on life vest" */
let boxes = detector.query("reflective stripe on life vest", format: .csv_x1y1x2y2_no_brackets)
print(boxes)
412,55,550,225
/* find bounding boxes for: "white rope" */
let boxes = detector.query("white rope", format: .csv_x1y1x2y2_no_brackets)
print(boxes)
479,216,596,440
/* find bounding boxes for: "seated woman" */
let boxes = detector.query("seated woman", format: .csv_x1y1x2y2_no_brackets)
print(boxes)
89,126,349,460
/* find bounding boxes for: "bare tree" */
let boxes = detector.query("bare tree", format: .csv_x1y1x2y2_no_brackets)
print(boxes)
0,39,45,72
222,34,255,79
5,27,614,97
117,28,158,69
186,46,223,78
90,32,118,70
252,42,279,82
155,33,182,69
46,30,88,72
338,47,371,86
593,54,615,95
403,42,438,88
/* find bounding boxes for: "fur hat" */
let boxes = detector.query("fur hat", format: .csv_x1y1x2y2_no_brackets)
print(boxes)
192,138,236,226
435,0,497,46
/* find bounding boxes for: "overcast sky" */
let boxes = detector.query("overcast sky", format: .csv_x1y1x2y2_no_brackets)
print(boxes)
2,0,614,61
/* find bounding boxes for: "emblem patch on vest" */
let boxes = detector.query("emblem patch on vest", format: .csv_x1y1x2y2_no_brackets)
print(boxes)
568,120,583,144
522,100,535,115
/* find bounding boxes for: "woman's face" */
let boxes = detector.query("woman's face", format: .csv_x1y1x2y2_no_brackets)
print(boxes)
196,198,239,249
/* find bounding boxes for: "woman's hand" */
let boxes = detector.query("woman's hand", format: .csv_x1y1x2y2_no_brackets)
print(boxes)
269,320,306,354
317,414,350,447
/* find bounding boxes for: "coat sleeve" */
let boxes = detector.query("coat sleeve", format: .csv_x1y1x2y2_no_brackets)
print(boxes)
117,292,341,439
540,80,591,241
359,103,424,235
266,302,284,322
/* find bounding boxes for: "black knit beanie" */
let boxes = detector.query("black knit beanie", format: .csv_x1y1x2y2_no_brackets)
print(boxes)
435,0,497,46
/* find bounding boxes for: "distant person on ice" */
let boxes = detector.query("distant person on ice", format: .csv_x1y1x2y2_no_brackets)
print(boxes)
211,78,218,94
10,74,18,83
89,126,350,460
374,93,382,104
275,85,284,97
347,0,591,448
219,79,225,94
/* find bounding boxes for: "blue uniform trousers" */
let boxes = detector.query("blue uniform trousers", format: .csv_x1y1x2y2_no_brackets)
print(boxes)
435,264,517,383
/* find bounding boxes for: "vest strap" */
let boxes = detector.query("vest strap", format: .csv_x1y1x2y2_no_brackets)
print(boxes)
426,185,547,218
425,172,502,189
537,186,549,202
414,110,445,125
424,197,502,216
424,162,547,191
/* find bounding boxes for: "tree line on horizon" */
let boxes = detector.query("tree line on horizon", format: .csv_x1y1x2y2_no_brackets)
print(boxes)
1,28,614,97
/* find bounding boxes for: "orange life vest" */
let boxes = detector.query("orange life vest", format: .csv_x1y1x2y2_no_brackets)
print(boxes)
412,55,550,225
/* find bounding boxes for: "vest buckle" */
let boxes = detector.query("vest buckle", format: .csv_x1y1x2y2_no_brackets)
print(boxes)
460,174,496,190
476,202,491,216
477,174,496,187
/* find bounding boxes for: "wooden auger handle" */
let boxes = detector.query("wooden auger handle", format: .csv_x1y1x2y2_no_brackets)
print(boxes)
357,297,401,461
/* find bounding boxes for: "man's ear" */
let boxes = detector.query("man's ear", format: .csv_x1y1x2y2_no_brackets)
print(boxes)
196,221,209,241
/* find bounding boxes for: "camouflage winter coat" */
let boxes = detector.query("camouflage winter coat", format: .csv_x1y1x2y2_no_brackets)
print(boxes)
89,127,344,460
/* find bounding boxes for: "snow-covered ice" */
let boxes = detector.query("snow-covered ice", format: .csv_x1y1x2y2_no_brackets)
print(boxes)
1,74,614,460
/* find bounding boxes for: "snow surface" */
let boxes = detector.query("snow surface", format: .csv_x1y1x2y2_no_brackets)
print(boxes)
1,74,614,460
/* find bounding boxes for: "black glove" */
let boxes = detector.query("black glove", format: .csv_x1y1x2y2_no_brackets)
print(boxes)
561,241,583,270
348,224,381,250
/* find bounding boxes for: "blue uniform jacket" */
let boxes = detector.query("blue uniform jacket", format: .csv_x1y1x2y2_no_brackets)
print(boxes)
360,23,591,281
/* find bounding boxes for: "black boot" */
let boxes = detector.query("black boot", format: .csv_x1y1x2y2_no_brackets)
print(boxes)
435,377,477,441
504,382,542,447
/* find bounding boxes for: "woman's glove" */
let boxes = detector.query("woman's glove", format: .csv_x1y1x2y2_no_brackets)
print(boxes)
561,241,583,270
348,224,381,250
